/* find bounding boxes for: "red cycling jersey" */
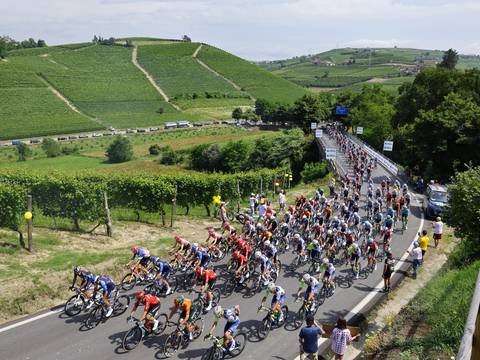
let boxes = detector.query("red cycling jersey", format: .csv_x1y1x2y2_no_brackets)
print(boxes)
198,269,217,283
139,294,160,312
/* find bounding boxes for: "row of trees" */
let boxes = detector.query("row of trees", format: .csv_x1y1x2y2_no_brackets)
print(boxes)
0,36,47,58
189,128,312,174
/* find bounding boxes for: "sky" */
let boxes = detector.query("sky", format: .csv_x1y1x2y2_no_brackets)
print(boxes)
1,0,479,61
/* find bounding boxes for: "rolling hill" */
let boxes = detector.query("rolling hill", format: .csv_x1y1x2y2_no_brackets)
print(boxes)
0,37,308,140
259,47,480,94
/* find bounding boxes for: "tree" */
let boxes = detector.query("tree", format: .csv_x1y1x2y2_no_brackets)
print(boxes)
189,144,210,170
42,138,61,157
220,140,251,172
292,94,329,132
438,48,459,70
159,147,180,165
182,35,192,42
203,144,222,171
105,136,133,163
243,108,258,121
446,166,480,265
232,107,243,120
0,37,7,59
37,39,46,47
16,143,31,161
92,35,98,43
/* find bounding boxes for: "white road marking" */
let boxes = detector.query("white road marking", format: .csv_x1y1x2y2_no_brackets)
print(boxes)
0,308,62,334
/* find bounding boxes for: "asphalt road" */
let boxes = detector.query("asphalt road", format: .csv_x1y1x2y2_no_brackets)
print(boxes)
0,133,428,360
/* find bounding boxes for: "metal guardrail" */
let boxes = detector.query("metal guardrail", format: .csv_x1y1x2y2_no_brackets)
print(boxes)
457,271,480,360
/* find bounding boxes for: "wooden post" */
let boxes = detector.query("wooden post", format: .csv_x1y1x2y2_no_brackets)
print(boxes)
272,175,276,197
236,180,241,213
27,195,33,251
104,192,113,237
170,185,177,227
260,177,263,195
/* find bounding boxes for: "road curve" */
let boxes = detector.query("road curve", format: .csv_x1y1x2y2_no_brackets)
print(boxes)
0,132,426,360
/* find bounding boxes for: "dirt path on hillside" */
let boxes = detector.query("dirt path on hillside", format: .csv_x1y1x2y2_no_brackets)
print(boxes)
36,73,105,126
367,77,389,83
191,44,256,101
131,46,182,111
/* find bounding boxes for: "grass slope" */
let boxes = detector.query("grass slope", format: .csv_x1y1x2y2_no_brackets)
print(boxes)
197,45,309,103
137,42,248,103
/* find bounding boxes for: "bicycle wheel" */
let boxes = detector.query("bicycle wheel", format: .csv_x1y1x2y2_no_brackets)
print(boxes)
168,277,178,293
211,288,221,307
163,332,181,357
121,273,137,291
293,306,305,330
229,331,247,357
64,294,85,317
201,347,216,360
218,245,227,261
113,295,130,316
155,313,168,334
222,278,236,298
122,326,143,351
280,305,289,327
84,306,103,329
192,317,204,339
257,316,271,340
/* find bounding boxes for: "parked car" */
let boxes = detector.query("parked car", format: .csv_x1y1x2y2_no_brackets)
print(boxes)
78,134,90,139
149,127,159,132
92,133,103,138
137,128,147,133
57,136,67,141
422,183,449,219
103,133,113,137
193,122,204,127
68,135,78,140
12,140,23,145
30,139,42,144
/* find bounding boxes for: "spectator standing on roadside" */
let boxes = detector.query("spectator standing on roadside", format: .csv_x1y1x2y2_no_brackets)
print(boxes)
409,241,423,278
382,252,395,292
418,230,429,257
249,193,256,217
328,179,336,197
279,190,286,212
258,199,267,220
330,317,359,360
299,314,324,360
432,217,443,248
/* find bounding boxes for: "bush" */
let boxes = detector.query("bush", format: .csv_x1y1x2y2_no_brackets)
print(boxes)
41,139,61,158
105,136,133,163
16,143,31,161
300,161,329,183
61,146,79,155
159,147,180,165
149,144,161,155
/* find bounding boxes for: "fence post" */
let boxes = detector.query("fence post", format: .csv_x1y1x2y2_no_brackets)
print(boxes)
260,177,263,195
104,192,113,237
272,175,276,198
170,185,177,227
236,180,241,213
27,194,33,251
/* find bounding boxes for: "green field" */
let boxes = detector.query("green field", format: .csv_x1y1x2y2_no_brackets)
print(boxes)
262,47,480,94
197,45,308,103
137,43,249,105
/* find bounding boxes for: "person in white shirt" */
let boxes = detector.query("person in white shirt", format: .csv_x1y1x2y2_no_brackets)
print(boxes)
249,193,256,216
409,241,423,278
278,190,286,212
258,199,267,219
432,217,444,248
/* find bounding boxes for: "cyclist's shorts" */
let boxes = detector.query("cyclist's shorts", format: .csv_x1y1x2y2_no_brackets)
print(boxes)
261,260,271,273
161,267,172,279
272,294,286,307
350,253,360,262
224,319,240,334
200,255,210,267
324,271,336,280
296,244,304,253
311,250,320,259
207,278,216,290
305,285,320,299
139,257,150,267
180,309,194,322
148,303,160,317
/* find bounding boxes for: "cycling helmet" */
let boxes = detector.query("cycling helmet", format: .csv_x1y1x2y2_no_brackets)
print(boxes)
193,242,199,248
436,217,441,221
352,243,359,249
136,291,145,300
232,250,241,260
312,239,319,245
327,229,333,236
294,233,300,240
367,237,374,244
175,296,184,305
322,258,329,265
333,216,338,222
256,223,263,229
264,240,271,247
413,241,419,247
387,215,392,219
196,267,204,277
346,229,351,235
254,251,262,259
131,246,139,254
303,273,311,282
214,305,223,316
268,282,276,291
174,235,181,241
73,266,80,274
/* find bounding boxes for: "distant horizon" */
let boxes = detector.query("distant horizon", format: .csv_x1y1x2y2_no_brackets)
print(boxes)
8,35,478,62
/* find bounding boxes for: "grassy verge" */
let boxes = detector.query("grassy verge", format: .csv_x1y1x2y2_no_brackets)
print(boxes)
365,237,479,359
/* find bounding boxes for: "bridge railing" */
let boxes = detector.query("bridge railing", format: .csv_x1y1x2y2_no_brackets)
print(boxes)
314,136,348,178
457,271,480,360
